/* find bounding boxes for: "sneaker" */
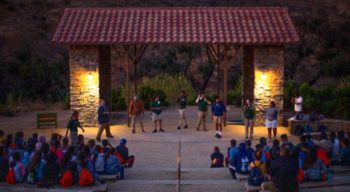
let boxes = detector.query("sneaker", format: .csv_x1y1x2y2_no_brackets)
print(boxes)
217,134,222,139
132,129,136,134
159,128,165,132
214,133,219,138
152,129,158,133
177,126,181,130
183,125,188,129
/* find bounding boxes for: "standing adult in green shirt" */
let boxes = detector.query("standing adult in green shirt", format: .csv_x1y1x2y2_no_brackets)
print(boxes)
243,99,255,139
66,111,85,145
176,90,188,130
196,92,212,131
150,96,165,133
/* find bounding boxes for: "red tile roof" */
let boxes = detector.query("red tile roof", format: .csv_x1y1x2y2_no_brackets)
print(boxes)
52,7,300,45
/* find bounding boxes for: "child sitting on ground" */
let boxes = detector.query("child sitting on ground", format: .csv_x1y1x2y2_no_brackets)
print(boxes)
116,138,135,168
210,146,224,168
105,148,124,179
248,151,266,186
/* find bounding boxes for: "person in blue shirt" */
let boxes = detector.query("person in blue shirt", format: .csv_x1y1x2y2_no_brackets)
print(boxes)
211,96,226,139
228,139,239,179
96,99,114,142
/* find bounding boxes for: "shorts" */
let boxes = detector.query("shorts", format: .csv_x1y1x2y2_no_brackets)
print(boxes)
213,116,223,125
151,112,162,121
265,119,277,128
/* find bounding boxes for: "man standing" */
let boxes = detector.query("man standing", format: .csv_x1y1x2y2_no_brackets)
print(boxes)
96,99,113,142
128,95,145,134
196,92,211,131
176,90,188,130
211,96,226,139
243,99,255,139
150,96,165,133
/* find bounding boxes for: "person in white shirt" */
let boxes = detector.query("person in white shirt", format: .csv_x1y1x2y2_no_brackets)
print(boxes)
293,93,303,120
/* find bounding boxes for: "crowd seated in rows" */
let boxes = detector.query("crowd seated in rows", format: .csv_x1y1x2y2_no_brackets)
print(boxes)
0,130,134,188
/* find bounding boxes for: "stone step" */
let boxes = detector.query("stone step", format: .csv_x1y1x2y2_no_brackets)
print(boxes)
124,167,232,180
0,183,108,192
110,179,245,192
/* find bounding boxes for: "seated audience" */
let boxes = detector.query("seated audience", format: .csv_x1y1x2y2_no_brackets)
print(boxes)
262,145,298,192
228,139,239,179
210,146,224,168
116,138,135,168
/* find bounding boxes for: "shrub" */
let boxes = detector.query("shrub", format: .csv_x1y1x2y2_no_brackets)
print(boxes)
4,93,15,116
111,88,126,111
140,74,197,106
227,76,242,106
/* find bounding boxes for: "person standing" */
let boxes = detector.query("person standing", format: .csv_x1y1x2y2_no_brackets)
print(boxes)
196,92,211,131
211,96,226,139
293,93,303,120
66,111,85,145
243,99,255,139
259,101,279,141
150,96,165,133
96,99,114,142
128,95,145,134
176,90,188,130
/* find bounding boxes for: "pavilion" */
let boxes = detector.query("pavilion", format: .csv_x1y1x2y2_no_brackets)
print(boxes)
52,7,299,126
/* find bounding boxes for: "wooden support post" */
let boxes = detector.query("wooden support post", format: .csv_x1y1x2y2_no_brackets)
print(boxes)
125,48,131,127
223,54,228,105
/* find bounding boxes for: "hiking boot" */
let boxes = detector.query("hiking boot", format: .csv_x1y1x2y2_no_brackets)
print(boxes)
177,126,181,130
183,125,188,129
159,128,165,132
152,129,158,133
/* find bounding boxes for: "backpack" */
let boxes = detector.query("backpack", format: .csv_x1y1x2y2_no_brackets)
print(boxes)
294,125,304,136
79,167,94,187
6,168,16,184
60,170,73,188
318,125,328,134
239,155,250,173
304,125,312,134
248,162,264,186
35,160,46,182
27,172,35,184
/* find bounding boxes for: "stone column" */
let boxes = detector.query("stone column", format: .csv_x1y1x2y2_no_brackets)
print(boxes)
254,46,285,126
69,45,100,127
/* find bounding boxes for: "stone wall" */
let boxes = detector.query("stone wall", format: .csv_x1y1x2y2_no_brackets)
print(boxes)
253,46,284,126
69,45,100,127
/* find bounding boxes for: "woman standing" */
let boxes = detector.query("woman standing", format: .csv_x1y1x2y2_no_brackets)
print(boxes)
259,101,279,142
243,99,255,139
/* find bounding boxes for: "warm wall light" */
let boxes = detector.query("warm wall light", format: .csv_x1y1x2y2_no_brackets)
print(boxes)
87,73,93,81
261,72,267,81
